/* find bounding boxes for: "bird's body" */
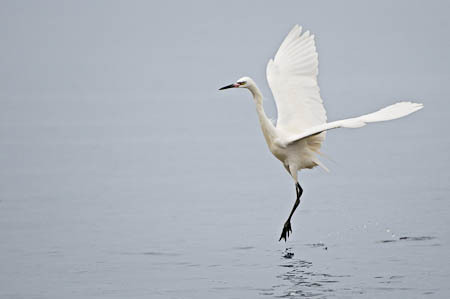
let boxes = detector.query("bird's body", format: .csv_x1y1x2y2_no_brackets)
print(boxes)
219,25,423,241
246,81,324,180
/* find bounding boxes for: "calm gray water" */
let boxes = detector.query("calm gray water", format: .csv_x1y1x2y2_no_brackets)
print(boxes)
1,1,450,298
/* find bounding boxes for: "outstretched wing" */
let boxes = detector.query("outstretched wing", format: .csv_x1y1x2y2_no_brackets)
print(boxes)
277,102,424,146
266,25,326,135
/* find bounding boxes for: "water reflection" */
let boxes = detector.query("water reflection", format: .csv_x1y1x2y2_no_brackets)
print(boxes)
264,248,349,298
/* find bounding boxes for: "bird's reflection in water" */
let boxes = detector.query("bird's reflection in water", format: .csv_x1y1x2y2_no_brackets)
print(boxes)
268,248,348,298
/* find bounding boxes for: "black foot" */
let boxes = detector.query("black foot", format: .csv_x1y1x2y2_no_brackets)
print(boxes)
279,221,292,242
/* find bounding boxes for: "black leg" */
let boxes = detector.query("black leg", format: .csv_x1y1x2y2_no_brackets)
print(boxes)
279,182,303,242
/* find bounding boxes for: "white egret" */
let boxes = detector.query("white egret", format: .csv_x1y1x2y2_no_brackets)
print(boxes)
219,25,423,241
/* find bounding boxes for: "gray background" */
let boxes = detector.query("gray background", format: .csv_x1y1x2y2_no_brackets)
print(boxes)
1,0,449,298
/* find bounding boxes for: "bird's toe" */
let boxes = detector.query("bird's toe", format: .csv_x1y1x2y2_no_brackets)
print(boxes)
279,221,292,242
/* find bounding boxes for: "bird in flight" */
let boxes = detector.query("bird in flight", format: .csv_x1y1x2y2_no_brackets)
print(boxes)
219,25,423,242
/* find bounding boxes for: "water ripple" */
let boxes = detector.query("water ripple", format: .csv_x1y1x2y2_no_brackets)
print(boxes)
264,249,351,298
377,235,437,244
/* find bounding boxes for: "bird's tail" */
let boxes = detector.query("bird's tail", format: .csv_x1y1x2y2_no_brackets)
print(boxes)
313,157,330,172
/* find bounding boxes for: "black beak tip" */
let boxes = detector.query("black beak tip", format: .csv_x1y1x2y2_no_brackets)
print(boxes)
219,84,234,90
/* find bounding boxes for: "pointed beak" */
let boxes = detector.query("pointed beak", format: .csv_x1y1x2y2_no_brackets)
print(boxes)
219,83,239,90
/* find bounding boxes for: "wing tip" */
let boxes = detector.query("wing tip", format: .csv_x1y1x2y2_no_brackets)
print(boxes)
398,101,424,112
290,24,302,38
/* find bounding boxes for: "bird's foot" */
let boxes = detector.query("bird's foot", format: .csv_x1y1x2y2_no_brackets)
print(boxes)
279,220,292,242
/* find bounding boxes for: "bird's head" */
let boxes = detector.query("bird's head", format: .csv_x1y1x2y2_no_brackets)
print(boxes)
219,76,254,90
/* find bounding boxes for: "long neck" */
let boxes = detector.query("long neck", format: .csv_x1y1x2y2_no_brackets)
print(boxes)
248,83,276,144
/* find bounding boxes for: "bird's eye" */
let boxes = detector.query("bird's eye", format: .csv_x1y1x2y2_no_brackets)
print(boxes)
239,81,246,85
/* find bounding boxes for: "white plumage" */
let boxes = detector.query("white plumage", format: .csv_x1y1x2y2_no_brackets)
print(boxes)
219,25,423,241
267,25,326,134
282,101,424,146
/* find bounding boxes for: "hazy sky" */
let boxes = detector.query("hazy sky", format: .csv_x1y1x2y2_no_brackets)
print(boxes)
1,0,449,98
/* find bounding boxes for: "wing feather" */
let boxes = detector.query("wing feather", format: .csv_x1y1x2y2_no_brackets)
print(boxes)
267,25,326,136
278,102,424,146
